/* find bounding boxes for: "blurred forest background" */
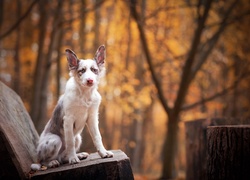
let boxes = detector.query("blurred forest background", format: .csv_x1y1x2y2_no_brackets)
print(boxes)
0,0,250,179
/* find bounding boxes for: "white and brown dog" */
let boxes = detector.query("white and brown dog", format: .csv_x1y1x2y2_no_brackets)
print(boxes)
31,45,113,170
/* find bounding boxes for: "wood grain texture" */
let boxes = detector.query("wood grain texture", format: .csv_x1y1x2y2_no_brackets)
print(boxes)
31,150,134,180
207,125,250,180
185,118,250,180
0,82,39,179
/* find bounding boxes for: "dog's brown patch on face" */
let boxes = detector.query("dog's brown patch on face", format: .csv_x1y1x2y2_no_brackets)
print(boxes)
91,67,99,75
77,67,86,76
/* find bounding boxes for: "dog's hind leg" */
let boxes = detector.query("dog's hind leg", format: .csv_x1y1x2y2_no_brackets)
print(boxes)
75,134,89,160
37,133,62,168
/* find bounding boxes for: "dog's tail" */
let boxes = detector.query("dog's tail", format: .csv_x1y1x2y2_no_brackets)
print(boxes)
31,163,42,171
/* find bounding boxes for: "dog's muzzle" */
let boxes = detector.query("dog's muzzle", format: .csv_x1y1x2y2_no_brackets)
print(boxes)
87,79,94,86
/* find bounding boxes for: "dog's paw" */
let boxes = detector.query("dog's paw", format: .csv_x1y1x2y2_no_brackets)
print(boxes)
98,149,114,158
60,151,80,164
48,160,60,168
77,152,89,160
69,155,80,164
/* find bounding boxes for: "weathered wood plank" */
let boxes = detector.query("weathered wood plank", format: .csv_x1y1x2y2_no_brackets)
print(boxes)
31,150,134,180
0,82,39,179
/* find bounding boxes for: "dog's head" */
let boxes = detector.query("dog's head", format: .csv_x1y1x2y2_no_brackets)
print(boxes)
65,45,106,88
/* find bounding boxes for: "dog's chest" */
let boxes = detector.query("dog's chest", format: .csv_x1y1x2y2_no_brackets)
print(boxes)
73,108,88,132
64,92,100,134
63,80,101,133
70,98,91,115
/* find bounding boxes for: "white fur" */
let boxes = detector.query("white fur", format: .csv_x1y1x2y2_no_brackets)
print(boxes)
31,46,113,171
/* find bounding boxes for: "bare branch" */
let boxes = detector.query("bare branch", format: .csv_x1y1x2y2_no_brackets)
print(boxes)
0,0,39,40
189,0,238,84
172,0,213,119
206,10,250,28
144,3,198,21
182,71,250,111
129,0,172,115
197,0,202,20
58,0,105,27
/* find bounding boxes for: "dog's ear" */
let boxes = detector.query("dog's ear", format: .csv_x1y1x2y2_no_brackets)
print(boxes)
65,49,79,70
94,45,105,66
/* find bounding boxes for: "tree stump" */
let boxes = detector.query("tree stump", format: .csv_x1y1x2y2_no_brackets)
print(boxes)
185,119,209,180
207,125,250,180
31,150,133,180
0,82,39,179
0,82,134,179
185,118,250,180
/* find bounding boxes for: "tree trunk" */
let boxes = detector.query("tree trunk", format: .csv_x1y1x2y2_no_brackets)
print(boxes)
94,0,101,48
132,111,143,172
79,0,87,51
207,125,250,180
185,118,250,180
56,28,63,100
0,0,3,30
140,99,154,172
37,1,63,131
13,0,21,95
185,119,210,180
161,115,179,179
30,0,48,126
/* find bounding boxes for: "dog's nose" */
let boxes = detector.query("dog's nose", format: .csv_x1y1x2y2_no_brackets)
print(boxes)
87,79,93,84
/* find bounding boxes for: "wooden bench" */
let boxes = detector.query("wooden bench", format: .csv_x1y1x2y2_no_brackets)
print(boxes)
0,82,134,179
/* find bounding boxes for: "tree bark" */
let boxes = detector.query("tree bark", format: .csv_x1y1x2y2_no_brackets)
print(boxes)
37,1,64,131
140,99,154,172
161,115,179,179
79,0,87,51
0,0,3,30
30,0,48,127
185,118,250,180
13,0,21,95
131,110,143,172
94,0,101,48
185,119,209,180
207,125,250,180
55,28,63,100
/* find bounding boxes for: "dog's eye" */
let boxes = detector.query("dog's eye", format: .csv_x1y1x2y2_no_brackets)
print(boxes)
78,68,86,76
91,67,98,74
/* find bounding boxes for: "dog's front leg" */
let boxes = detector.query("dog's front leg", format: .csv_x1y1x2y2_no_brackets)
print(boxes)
63,115,80,164
87,110,113,158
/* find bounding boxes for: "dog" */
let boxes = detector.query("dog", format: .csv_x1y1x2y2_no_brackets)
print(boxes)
31,45,113,170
